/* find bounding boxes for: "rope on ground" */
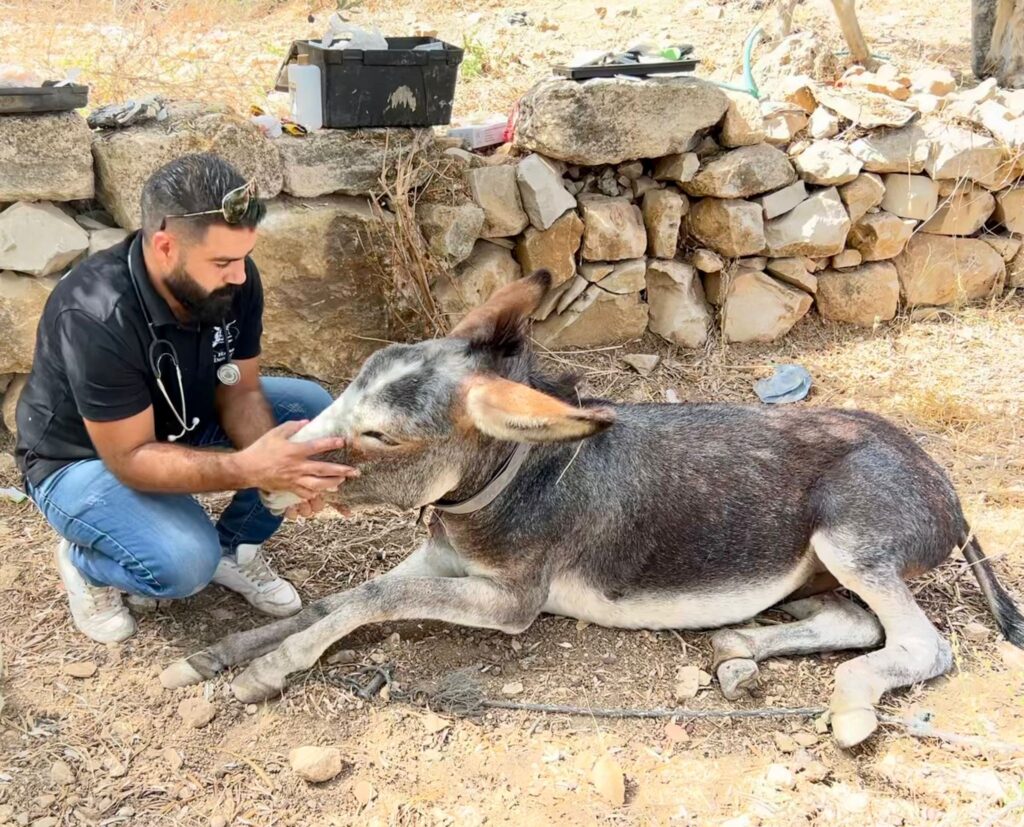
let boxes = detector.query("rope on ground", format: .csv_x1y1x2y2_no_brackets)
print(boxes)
324,664,1024,755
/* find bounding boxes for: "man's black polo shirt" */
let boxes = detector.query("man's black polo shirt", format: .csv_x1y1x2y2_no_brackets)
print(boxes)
15,232,264,487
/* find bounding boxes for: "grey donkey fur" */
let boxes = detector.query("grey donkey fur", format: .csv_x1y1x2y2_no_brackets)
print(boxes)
161,271,1024,748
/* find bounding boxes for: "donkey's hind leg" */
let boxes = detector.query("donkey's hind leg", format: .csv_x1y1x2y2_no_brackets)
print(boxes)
711,592,884,700
813,531,952,748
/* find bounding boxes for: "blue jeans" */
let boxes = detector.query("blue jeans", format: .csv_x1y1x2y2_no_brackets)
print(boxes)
28,377,333,599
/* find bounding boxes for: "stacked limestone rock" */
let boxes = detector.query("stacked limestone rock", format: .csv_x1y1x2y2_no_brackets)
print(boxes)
432,71,1024,349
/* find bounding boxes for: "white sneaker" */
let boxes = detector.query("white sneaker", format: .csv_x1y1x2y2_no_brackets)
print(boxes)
54,539,136,644
212,544,301,617
125,594,158,612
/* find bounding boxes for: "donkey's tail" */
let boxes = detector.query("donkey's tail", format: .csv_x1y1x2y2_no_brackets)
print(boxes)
962,529,1024,648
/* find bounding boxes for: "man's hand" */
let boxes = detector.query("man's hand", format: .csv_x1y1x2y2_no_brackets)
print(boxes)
235,420,358,500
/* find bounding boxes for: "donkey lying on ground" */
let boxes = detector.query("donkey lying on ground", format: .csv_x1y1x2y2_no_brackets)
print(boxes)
161,271,1024,748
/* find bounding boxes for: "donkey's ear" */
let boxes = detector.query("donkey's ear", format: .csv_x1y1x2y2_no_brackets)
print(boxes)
447,270,552,354
463,375,615,444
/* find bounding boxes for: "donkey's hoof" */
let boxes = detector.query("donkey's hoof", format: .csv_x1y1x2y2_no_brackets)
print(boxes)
710,629,755,670
231,669,284,704
159,659,204,689
831,706,878,748
717,658,760,701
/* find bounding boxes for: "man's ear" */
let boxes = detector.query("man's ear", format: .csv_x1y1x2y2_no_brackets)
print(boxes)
463,375,615,444
447,270,552,355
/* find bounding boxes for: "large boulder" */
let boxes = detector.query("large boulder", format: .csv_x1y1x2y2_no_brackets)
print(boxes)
2,374,27,435
466,166,529,238
0,202,89,276
839,173,886,224
0,112,94,202
415,201,485,266
578,195,647,261
0,271,58,374
793,141,862,186
923,123,1008,189
88,227,130,256
881,174,939,220
756,180,807,220
515,211,584,287
848,124,930,173
994,188,1024,234
653,153,699,185
894,234,1005,307
588,259,646,293
816,263,899,327
764,187,850,257
435,241,521,324
646,260,710,348
847,212,915,261
533,288,648,348
682,144,796,199
766,257,818,293
720,91,767,147
250,196,403,383
642,189,687,258
722,270,812,343
919,183,995,236
516,154,576,230
92,102,284,230
276,128,432,198
513,77,728,165
686,198,765,258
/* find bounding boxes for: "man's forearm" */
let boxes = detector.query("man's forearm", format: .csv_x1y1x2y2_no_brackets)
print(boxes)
218,388,277,450
111,442,249,494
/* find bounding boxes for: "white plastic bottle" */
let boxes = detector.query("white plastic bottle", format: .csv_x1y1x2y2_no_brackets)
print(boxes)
288,53,323,131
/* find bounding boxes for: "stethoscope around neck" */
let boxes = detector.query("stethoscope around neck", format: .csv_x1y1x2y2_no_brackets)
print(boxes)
127,235,240,442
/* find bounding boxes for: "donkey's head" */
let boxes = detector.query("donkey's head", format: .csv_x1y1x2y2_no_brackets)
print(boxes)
287,271,616,511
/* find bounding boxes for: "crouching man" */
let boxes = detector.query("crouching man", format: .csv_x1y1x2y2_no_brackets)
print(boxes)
15,153,356,643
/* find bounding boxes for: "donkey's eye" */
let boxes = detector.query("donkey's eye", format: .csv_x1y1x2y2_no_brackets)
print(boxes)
361,431,400,447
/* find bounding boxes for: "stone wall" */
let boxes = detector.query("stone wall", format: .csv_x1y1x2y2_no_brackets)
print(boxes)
445,69,1023,350
2,60,1024,433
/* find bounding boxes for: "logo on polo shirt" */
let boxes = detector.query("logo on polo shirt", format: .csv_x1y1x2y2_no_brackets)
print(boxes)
212,320,239,364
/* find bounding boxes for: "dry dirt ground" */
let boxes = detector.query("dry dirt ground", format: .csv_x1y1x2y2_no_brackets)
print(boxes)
2,302,1024,826
3,0,1024,825
0,0,984,123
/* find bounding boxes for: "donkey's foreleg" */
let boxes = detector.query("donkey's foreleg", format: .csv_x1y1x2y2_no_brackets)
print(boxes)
160,537,466,688
230,575,545,703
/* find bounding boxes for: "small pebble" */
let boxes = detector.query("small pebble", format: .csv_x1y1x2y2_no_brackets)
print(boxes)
352,778,376,807
49,760,74,786
765,763,796,790
962,621,990,642
64,662,97,679
289,746,343,783
773,732,799,753
178,698,217,729
327,649,358,665
591,755,625,807
792,731,818,748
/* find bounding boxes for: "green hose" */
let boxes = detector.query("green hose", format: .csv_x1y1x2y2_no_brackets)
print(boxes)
706,26,763,99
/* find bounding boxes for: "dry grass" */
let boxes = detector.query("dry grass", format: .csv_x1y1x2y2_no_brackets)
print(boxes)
0,0,982,122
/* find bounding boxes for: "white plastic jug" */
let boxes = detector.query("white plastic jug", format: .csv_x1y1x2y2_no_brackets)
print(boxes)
288,54,323,131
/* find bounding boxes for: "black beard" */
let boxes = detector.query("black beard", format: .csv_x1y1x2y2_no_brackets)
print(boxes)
166,265,239,326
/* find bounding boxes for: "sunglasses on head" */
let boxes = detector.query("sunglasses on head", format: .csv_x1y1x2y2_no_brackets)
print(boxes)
160,180,258,230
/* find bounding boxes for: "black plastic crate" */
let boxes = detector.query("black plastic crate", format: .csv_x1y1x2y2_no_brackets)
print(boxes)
276,37,463,129
0,82,89,115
